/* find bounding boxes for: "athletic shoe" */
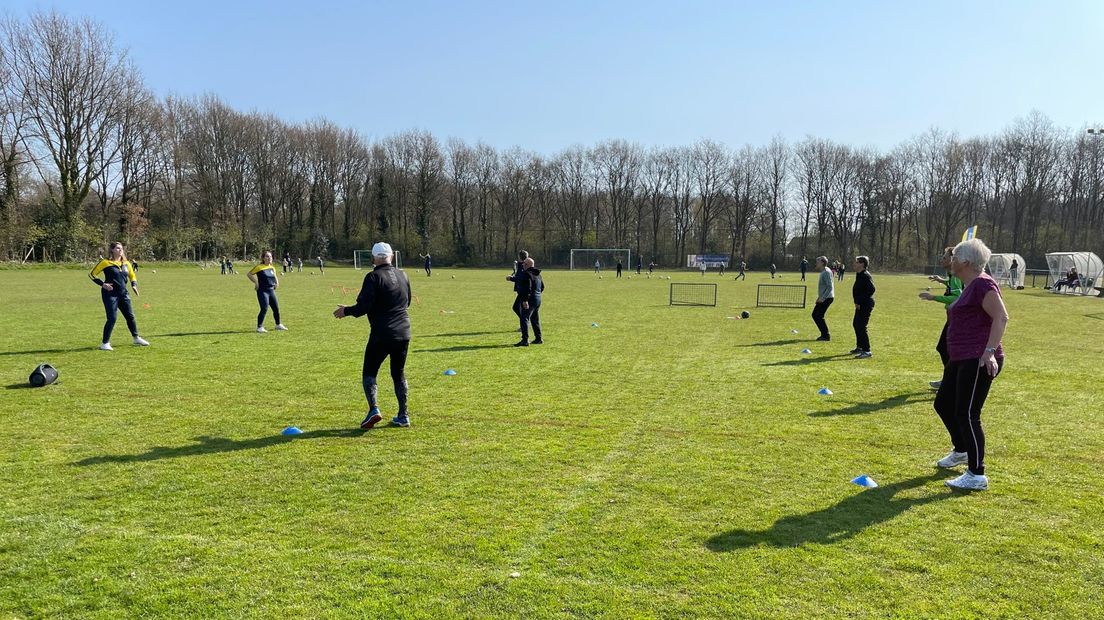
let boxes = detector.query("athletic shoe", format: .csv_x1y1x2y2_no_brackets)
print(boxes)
855,351,873,359
849,347,863,354
98,342,113,351
275,324,289,331
390,416,411,428
945,471,989,491
360,408,383,430
929,381,942,390
815,336,831,341
257,326,267,333
531,339,543,345
133,336,150,346
513,341,529,347
936,450,969,468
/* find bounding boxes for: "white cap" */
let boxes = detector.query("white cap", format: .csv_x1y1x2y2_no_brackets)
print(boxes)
372,242,393,257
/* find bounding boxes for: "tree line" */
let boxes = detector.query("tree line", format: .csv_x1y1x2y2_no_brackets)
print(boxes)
2,12,1102,269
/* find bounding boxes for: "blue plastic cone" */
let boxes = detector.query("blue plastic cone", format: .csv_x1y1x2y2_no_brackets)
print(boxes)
444,369,457,376
801,348,812,354
851,475,879,488
591,322,599,328
281,426,303,436
817,387,833,395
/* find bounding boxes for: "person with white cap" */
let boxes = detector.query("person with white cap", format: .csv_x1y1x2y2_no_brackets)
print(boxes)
333,242,413,429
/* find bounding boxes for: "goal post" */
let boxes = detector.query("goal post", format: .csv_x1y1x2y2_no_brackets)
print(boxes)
354,249,402,269
670,282,717,306
570,248,631,271
756,284,807,308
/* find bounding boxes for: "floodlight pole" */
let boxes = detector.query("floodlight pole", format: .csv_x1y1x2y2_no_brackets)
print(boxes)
1090,128,1103,250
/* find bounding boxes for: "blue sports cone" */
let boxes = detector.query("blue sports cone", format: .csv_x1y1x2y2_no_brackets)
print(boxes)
591,322,599,328
851,475,879,488
281,426,303,436
444,369,457,376
817,387,833,395
801,348,812,354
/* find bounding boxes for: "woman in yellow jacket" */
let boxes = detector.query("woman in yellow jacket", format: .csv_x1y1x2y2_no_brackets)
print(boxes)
88,242,150,350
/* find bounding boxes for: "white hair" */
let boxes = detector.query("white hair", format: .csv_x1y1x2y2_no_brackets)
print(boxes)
953,238,991,271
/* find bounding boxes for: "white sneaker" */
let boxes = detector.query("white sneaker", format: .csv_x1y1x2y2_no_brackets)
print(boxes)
936,450,969,469
133,336,150,346
945,471,989,491
98,342,113,351
275,324,288,331
257,326,267,333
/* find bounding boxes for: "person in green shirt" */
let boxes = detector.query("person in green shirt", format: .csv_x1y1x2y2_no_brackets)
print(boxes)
919,246,963,389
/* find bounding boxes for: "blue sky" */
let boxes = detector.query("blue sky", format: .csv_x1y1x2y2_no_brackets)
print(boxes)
7,0,1104,151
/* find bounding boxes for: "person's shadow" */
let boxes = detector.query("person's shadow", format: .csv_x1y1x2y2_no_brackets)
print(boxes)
809,391,931,417
73,428,374,466
705,472,957,550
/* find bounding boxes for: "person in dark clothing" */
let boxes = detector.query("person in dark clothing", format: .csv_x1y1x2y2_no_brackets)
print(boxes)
837,259,846,282
225,258,235,274
616,260,623,278
812,256,835,340
247,251,288,333
510,257,544,346
420,253,432,277
648,261,656,275
800,256,809,282
851,256,875,358
636,258,642,275
769,263,777,279
283,251,291,274
89,241,150,350
735,260,746,281
334,242,413,429
316,256,325,275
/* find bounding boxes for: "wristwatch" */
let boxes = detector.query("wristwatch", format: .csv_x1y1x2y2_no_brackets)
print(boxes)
984,347,997,354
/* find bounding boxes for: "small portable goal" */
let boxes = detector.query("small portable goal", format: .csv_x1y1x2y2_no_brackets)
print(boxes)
670,282,717,306
756,284,807,308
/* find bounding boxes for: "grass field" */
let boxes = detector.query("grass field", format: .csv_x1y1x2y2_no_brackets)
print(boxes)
1,264,1102,619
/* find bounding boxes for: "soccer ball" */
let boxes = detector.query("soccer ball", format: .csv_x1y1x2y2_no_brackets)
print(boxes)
451,275,456,279
599,276,603,279
741,311,750,319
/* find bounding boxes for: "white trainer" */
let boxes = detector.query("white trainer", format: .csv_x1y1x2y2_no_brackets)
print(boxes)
275,324,289,331
98,342,113,351
133,336,150,346
945,471,989,491
257,326,267,333
936,451,969,468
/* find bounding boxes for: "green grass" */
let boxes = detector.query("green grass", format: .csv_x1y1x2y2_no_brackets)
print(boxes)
1,265,1102,619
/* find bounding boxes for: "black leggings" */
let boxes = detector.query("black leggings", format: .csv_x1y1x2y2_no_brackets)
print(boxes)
934,357,1002,475
362,339,410,414
853,304,873,351
256,289,281,326
812,297,833,338
102,291,139,343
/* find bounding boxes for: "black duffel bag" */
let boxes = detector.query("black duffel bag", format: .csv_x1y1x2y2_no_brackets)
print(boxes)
29,363,59,387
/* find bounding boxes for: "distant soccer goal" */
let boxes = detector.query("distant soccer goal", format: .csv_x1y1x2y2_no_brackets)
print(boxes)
354,249,402,270
570,248,631,271
670,282,717,307
756,284,807,308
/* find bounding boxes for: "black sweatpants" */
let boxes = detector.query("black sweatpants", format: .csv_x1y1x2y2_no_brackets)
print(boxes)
853,304,873,352
520,301,542,342
934,357,1002,476
362,339,410,415
812,297,833,338
101,291,139,343
935,322,949,366
256,289,281,327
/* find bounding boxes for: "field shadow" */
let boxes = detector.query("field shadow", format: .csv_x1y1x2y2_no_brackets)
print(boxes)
809,391,932,417
415,343,515,353
761,353,853,367
0,346,89,357
4,383,34,390
152,330,244,337
1085,313,1104,321
73,427,374,466
421,330,514,338
738,338,804,348
705,472,956,550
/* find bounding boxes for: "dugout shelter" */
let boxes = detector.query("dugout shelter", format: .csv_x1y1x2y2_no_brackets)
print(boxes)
988,253,1026,288
1045,251,1104,295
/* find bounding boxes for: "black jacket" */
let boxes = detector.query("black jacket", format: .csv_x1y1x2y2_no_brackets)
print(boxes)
852,270,875,308
345,264,412,341
514,267,545,304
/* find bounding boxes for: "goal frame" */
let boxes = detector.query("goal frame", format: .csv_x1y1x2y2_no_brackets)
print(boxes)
669,282,718,307
756,284,807,309
570,248,631,271
354,249,402,269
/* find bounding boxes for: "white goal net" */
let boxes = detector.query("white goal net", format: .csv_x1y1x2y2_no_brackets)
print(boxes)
354,249,402,269
570,248,631,271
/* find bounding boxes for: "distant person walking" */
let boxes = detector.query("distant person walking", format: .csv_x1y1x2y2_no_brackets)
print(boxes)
837,259,845,282
699,260,707,277
920,247,963,390
297,257,303,273
1009,258,1019,288
89,241,150,350
333,242,413,429
248,251,288,333
594,259,601,274
420,253,432,277
851,256,875,358
932,238,1008,491
800,256,809,282
648,261,656,275
509,257,544,346
616,260,623,278
769,263,777,279
735,261,746,281
226,258,235,274
220,256,227,275
812,256,835,341
316,256,325,275
636,258,642,275
283,251,291,274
